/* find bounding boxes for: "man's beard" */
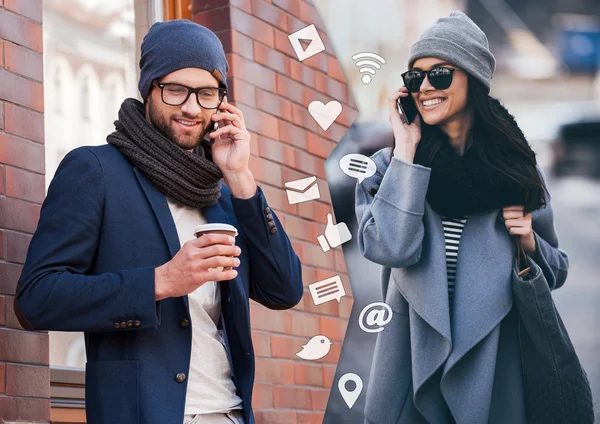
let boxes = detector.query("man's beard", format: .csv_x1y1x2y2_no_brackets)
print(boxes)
147,98,208,150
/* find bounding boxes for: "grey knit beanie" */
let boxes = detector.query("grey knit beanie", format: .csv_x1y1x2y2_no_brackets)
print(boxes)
138,20,229,100
408,11,496,91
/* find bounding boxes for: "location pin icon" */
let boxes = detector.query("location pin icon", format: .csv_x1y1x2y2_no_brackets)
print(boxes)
338,372,363,409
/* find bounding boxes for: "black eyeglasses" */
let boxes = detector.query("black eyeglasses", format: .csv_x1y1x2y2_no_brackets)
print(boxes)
152,82,227,109
401,67,462,93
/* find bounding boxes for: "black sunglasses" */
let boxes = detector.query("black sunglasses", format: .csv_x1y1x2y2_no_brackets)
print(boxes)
401,67,462,93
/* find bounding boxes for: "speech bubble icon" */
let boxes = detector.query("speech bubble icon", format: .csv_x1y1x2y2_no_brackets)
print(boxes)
339,153,376,183
308,275,346,305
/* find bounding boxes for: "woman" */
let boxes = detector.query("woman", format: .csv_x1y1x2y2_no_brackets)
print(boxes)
355,11,569,424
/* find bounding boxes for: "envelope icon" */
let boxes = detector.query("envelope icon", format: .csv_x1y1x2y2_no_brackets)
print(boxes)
285,176,320,205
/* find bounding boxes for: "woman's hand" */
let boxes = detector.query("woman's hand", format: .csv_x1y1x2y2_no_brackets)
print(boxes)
503,206,536,254
389,86,421,163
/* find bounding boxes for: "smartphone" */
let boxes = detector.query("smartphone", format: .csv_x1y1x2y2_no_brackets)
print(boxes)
396,95,418,125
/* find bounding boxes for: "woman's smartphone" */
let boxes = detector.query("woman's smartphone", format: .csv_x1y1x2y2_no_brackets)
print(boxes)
396,95,418,125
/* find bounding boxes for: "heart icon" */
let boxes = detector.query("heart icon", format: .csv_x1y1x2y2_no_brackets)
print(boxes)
308,101,343,131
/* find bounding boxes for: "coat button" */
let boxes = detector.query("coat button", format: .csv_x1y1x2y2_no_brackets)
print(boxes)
264,207,270,214
180,318,189,328
266,213,273,221
270,227,277,234
267,221,275,228
134,320,141,327
127,320,134,327
175,373,186,383
119,321,127,329
114,322,120,329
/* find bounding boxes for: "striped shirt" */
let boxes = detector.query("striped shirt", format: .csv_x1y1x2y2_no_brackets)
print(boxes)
441,216,468,308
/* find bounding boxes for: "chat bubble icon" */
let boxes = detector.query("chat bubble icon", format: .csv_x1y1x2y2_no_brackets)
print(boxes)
308,275,346,305
339,153,376,183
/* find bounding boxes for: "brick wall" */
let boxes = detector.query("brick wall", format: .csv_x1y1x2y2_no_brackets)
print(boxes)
0,1,50,423
191,0,358,422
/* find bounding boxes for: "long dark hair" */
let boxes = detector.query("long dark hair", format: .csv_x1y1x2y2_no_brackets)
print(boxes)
417,75,548,213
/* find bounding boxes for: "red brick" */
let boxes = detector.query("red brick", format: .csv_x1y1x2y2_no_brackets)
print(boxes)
255,357,294,384
228,54,277,93
302,291,340,317
314,71,328,96
294,362,324,387
0,100,4,130
276,74,304,105
282,211,317,243
326,77,347,104
5,294,23,329
254,410,296,424
298,1,322,29
0,329,49,365
0,164,5,195
253,41,289,75
319,315,348,342
231,7,274,47
278,121,308,150
270,334,301,359
5,167,45,204
0,9,43,53
230,0,252,14
334,249,348,273
296,240,331,269
289,59,316,87
231,30,255,61
0,196,41,234
250,0,289,32
6,363,50,397
0,363,5,393
251,330,271,357
0,397,50,422
4,0,43,23
310,388,330,410
255,88,293,122
4,41,43,82
273,28,296,58
273,386,311,409
192,0,231,13
248,154,282,187
259,184,298,216
0,132,45,173
297,49,328,75
289,310,320,338
193,6,231,32
5,97,45,144
323,364,336,388
252,383,274,409
0,296,4,326
292,103,318,133
248,131,260,156
0,68,44,112
336,102,358,128
5,231,32,264
237,103,279,140
300,265,318,286
272,0,301,20
257,135,296,167
298,411,324,424
0,262,22,295
338,295,354,320
327,54,346,83
306,131,335,159
250,305,292,333
295,150,326,180
297,199,330,222
0,230,4,259
0,40,4,68
228,77,256,107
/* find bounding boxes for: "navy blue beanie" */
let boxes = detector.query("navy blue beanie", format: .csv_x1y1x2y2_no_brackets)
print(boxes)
138,20,229,100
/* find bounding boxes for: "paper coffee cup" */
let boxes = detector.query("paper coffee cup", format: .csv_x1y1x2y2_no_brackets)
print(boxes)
194,223,238,272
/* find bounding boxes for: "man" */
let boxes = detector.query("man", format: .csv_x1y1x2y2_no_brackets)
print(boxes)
15,20,303,424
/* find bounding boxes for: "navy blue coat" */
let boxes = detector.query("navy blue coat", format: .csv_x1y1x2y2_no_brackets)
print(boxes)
16,145,304,424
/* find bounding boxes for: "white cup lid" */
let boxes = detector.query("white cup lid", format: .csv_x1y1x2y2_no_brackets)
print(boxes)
194,223,238,236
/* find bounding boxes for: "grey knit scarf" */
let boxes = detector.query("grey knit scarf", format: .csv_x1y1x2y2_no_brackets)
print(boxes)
107,98,223,208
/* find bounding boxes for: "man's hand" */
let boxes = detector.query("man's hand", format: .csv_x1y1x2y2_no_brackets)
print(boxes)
154,234,241,301
209,96,257,198
503,205,536,254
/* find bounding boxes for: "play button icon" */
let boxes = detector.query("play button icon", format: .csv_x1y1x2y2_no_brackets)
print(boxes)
288,24,326,62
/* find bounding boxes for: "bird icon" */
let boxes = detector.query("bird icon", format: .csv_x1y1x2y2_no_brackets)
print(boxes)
296,335,333,360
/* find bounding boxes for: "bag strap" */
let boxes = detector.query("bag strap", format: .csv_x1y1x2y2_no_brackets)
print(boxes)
515,237,531,278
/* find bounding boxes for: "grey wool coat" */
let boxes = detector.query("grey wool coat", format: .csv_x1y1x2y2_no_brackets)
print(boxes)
355,147,569,424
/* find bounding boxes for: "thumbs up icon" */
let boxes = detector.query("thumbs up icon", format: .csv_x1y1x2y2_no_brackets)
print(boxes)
317,213,352,252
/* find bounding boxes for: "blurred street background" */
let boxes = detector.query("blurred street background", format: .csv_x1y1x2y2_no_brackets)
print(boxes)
314,0,600,421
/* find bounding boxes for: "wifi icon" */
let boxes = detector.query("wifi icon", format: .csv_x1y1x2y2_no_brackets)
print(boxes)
352,52,386,85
